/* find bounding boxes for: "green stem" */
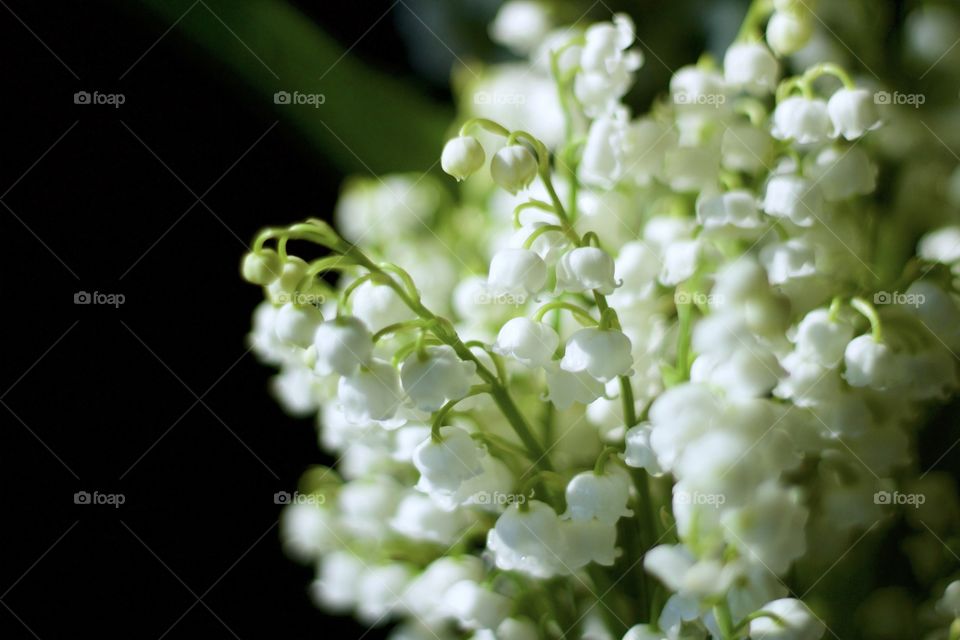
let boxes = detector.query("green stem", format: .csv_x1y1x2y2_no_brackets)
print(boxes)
851,296,884,342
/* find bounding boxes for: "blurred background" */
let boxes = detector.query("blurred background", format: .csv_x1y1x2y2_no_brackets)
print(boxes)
5,0,958,638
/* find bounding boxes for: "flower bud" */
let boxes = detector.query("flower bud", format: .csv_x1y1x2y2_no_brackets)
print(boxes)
560,327,634,382
767,10,812,56
493,317,559,368
724,42,779,95
556,246,618,294
400,345,477,412
827,88,881,140
843,335,899,390
486,500,568,578
441,136,485,181
274,302,323,348
413,426,484,496
491,145,538,194
241,249,282,285
313,316,373,376
563,466,633,524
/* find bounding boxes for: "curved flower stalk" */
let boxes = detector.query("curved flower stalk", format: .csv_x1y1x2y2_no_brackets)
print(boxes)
244,1,960,639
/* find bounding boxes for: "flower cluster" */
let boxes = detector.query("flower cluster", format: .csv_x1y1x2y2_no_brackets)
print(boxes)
244,1,960,639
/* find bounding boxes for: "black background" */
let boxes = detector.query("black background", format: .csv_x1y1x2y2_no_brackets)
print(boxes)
0,1,447,637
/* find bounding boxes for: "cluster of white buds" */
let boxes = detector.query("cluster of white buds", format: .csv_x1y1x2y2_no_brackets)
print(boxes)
244,1,960,639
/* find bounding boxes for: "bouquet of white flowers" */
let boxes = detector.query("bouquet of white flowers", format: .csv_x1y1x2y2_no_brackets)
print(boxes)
242,1,960,638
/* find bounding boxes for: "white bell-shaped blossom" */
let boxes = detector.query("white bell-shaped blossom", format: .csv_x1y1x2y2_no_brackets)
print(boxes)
760,238,817,285
843,335,899,390
660,239,702,285
767,10,812,56
403,556,485,623
280,501,340,562
275,302,323,348
442,580,511,631
648,383,721,470
918,226,960,265
724,42,779,95
401,345,477,412
563,466,633,524
442,136,485,181
241,249,282,285
337,358,403,422
579,112,629,188
936,580,960,618
556,246,618,294
762,174,823,227
560,519,619,567
722,123,774,174
312,551,365,611
413,426,485,499
560,327,634,381
487,248,548,299
493,317,559,368
772,96,831,145
491,145,538,194
749,598,826,640
356,564,415,623
390,492,469,545
544,365,605,409
313,316,373,376
493,618,539,640
624,424,663,476
623,624,667,640
804,146,877,201
827,88,881,140
575,14,642,116
794,308,854,367
486,500,569,578
489,1,552,54
351,281,416,333
697,190,764,232
721,482,809,574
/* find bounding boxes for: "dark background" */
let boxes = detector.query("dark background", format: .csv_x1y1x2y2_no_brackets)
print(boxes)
0,0,448,637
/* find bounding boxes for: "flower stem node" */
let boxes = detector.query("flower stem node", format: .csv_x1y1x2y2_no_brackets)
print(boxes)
491,145,538,194
241,249,282,285
313,316,373,376
400,345,477,412
556,247,618,294
560,327,634,382
441,136,486,182
274,302,324,348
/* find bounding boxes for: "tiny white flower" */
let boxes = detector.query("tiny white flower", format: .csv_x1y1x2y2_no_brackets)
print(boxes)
413,426,485,497
624,423,663,476
443,580,511,631
390,492,468,545
489,1,551,54
356,564,415,623
697,190,763,232
493,317,559,368
488,248,548,298
351,281,416,334
404,556,485,622
266,255,309,302
338,358,403,422
545,365,605,409
486,500,569,578
401,345,477,412
575,14,643,116
441,136,485,181
608,242,660,307
556,246,618,294
563,466,633,524
760,238,817,284
274,302,323,348
762,175,823,226
312,551,365,611
749,598,825,640
827,88,881,140
722,123,774,174
660,239,702,285
241,249,281,285
561,327,634,382
804,146,877,201
560,518,619,567
491,145,538,194
771,96,831,144
495,618,539,640
918,225,960,265
767,10,812,56
794,309,854,367
843,335,899,390
313,316,373,376
936,580,960,618
724,42,779,95
622,624,667,640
